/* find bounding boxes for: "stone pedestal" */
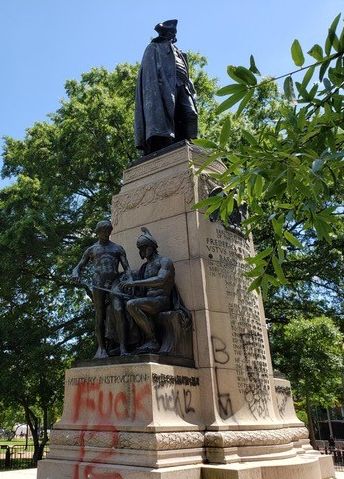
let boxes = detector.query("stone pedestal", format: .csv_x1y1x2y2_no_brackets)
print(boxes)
38,143,335,478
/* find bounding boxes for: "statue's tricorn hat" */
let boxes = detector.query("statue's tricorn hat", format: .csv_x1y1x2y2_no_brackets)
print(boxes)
154,19,178,37
136,227,158,249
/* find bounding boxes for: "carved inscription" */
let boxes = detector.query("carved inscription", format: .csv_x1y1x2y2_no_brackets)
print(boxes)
206,228,270,420
66,374,150,386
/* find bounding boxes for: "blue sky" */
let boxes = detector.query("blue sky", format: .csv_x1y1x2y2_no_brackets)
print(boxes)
0,0,342,186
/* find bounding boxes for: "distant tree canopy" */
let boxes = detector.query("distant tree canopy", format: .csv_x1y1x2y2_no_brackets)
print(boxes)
0,54,220,459
0,23,343,458
270,315,343,446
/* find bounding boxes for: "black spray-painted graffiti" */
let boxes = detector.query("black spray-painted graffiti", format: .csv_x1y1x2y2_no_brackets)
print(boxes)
152,373,199,389
211,336,233,419
211,336,230,364
152,373,199,419
275,385,291,418
241,331,270,420
155,388,195,418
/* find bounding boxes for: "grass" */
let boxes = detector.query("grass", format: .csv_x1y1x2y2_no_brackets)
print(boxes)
0,439,34,447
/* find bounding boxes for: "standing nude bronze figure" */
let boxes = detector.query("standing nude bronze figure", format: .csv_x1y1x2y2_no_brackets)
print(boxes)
72,220,132,358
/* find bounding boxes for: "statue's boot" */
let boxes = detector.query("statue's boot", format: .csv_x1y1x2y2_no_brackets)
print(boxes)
93,347,109,359
136,340,160,354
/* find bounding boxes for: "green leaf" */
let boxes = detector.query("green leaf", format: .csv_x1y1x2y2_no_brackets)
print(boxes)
236,89,254,116
314,217,332,242
216,89,247,114
254,175,264,197
217,84,247,96
326,13,341,54
272,214,284,237
245,246,273,264
235,90,254,117
241,129,258,146
193,196,220,210
330,33,340,52
277,245,285,262
246,264,265,278
265,170,287,199
225,194,234,217
206,198,223,216
284,231,302,248
219,200,228,224
260,276,269,298
195,151,220,174
307,44,323,62
328,67,344,86
193,138,218,149
329,13,341,34
308,83,318,100
228,65,257,86
323,78,332,91
284,76,296,102
295,81,311,101
277,203,293,209
219,116,232,147
272,255,288,284
302,65,315,88
249,54,261,75
247,276,263,292
291,39,305,67
264,274,280,287
340,20,344,51
319,59,331,82
227,65,246,84
255,246,274,260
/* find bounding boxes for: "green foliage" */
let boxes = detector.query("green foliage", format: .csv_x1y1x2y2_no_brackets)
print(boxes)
271,316,343,406
0,57,219,455
0,64,141,459
0,404,25,431
271,314,343,446
194,14,344,294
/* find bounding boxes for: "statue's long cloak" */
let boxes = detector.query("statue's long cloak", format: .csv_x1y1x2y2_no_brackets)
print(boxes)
136,39,196,150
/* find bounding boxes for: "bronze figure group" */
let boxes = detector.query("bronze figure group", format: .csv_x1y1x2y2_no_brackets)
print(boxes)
72,222,192,360
72,21,197,360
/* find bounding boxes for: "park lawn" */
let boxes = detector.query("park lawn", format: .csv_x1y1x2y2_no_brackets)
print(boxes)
0,439,34,447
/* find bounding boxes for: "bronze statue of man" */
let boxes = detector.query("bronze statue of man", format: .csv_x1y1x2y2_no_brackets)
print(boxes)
72,220,132,359
135,19,198,155
120,228,175,353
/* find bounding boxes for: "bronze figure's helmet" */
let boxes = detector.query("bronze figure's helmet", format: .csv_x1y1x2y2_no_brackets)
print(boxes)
136,227,158,249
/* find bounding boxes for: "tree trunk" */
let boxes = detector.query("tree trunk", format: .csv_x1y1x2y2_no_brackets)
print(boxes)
305,392,316,449
23,403,40,465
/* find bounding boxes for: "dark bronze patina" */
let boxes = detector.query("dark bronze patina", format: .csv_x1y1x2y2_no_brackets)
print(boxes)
72,223,193,362
72,220,132,359
120,227,192,356
135,19,198,155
